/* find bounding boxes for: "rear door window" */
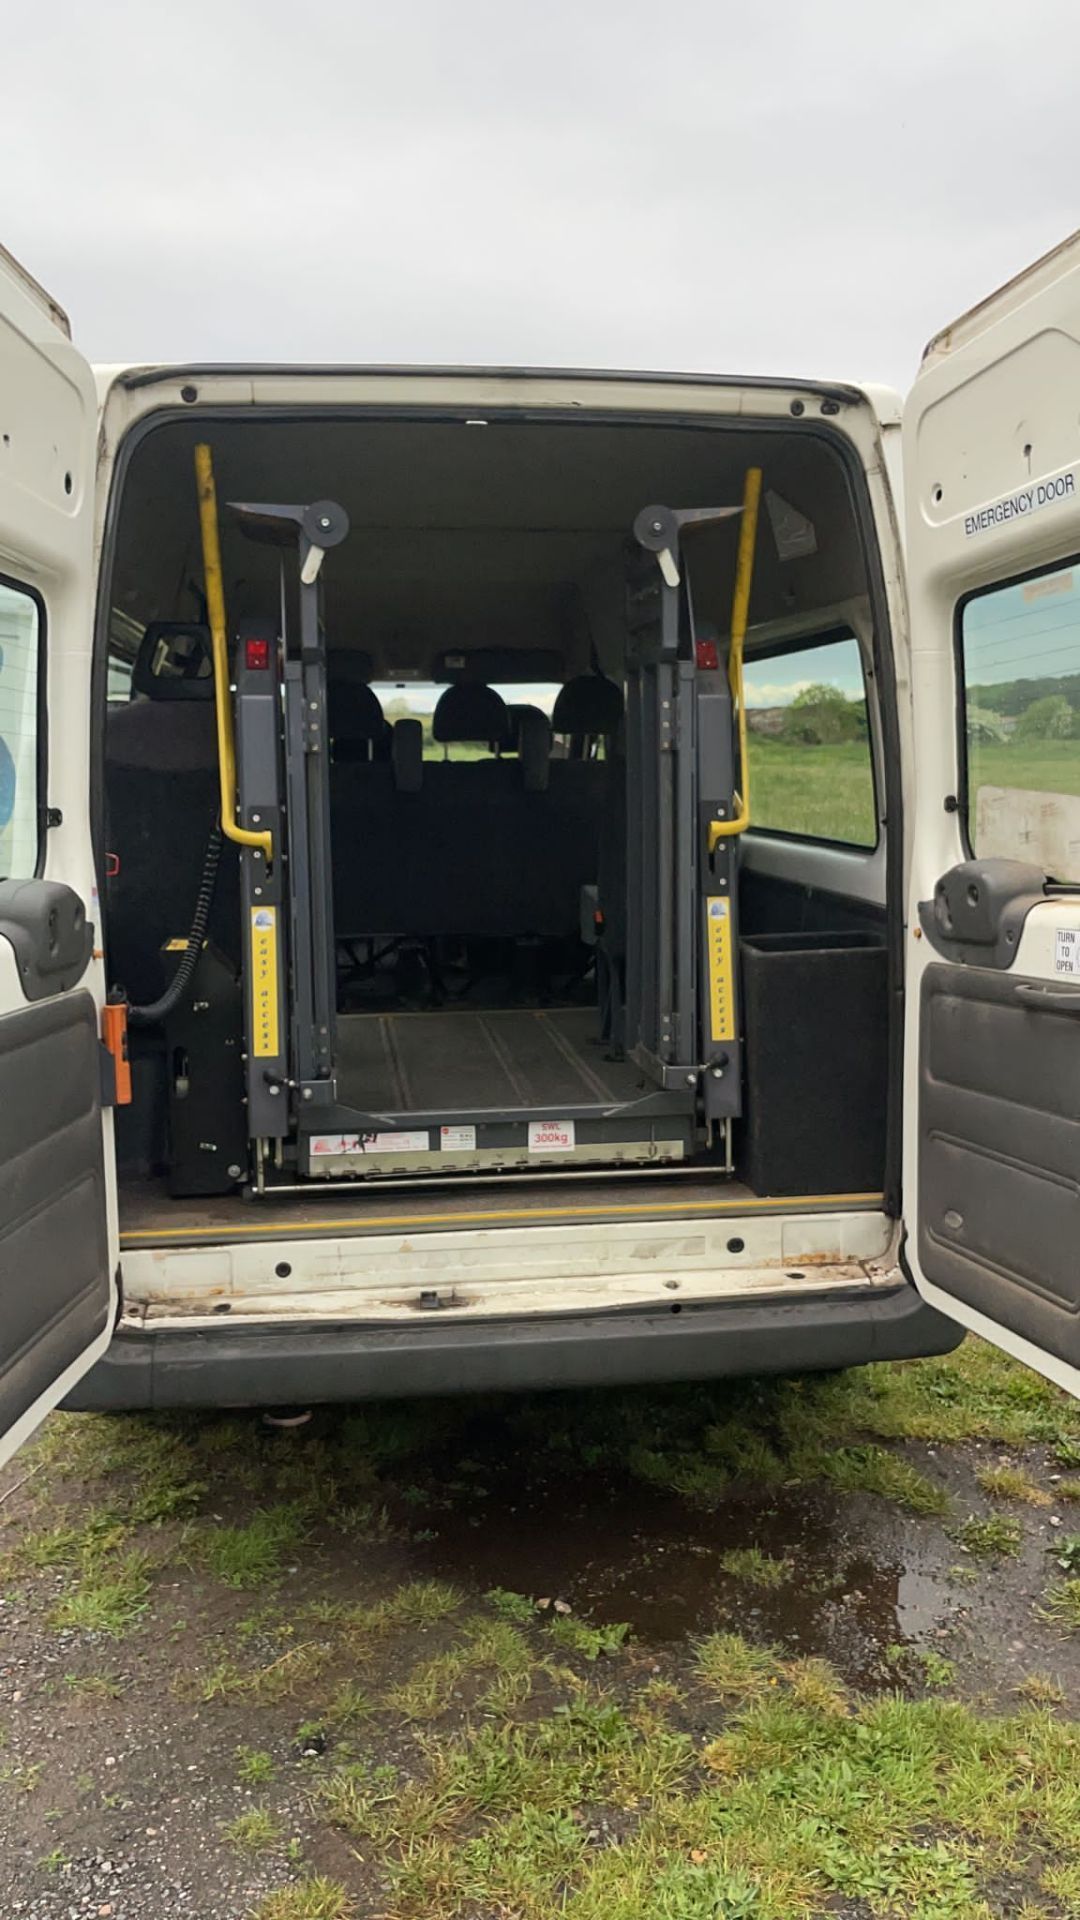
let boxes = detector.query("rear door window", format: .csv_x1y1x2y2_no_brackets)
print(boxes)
960,559,1080,880
0,576,43,879
372,681,562,758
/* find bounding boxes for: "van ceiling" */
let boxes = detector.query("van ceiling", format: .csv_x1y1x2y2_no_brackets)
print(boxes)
110,415,868,678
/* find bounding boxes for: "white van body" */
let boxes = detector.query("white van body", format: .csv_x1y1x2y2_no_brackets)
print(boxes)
2,231,1080,1463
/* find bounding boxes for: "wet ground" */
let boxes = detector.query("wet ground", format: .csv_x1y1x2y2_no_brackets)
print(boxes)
2,1341,1080,1918
412,1462,951,1683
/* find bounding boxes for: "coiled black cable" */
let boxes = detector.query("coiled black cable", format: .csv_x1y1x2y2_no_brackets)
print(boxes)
127,818,225,1027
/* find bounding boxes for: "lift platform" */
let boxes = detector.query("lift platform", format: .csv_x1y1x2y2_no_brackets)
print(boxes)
190,447,762,1193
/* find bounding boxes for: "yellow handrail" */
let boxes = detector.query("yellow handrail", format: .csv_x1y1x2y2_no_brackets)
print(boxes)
708,464,762,850
194,444,273,862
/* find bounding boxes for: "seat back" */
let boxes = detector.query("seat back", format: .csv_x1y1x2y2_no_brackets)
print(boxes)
328,679,388,762
105,628,239,1004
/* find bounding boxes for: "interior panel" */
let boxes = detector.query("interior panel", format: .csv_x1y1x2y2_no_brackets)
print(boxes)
919,962,1080,1365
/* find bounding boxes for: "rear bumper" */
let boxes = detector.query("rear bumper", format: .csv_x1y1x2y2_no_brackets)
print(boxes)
65,1282,962,1410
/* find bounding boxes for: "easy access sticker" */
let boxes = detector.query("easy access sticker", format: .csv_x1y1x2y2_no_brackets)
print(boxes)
310,1131,430,1156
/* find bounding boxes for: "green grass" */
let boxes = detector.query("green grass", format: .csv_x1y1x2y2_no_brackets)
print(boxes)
314,1667,1080,1920
915,1648,957,1691
485,1586,537,1624
1014,1672,1065,1706
718,1547,793,1589
969,736,1080,806
36,1846,69,1874
750,644,1080,870
250,1880,354,1920
63,1671,127,1699
1040,1579,1080,1632
199,1504,310,1590
745,736,876,846
693,1632,779,1703
364,1579,462,1631
952,1514,1023,1560
814,1445,948,1514
223,1806,283,1852
976,1464,1051,1507
386,1613,535,1719
236,1746,277,1786
546,1615,631,1662
0,1760,43,1796
50,1550,153,1637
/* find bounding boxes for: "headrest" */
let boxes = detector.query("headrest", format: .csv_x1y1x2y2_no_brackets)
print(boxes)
506,703,548,750
329,681,386,760
327,648,375,686
391,717,424,793
132,623,215,701
106,699,218,772
551,674,623,737
432,682,509,746
516,708,551,793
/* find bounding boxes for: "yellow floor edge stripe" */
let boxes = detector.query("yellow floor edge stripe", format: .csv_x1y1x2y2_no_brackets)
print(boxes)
120,1192,886,1247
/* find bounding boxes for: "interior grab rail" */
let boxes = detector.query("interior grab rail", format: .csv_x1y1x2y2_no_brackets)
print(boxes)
194,442,273,862
709,463,762,850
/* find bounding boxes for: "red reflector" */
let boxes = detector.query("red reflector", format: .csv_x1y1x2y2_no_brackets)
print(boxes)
245,637,271,671
695,638,719,670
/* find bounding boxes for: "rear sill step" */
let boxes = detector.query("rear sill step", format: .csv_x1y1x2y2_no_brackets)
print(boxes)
119,1189,886,1248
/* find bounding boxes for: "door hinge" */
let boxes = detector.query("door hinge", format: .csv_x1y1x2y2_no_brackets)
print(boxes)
44,806,63,829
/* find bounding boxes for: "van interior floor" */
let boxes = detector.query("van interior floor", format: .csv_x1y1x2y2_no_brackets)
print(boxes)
116,1173,887,1248
334,1006,644,1116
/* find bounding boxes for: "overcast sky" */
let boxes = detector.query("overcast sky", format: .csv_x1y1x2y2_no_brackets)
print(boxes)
3,0,1077,389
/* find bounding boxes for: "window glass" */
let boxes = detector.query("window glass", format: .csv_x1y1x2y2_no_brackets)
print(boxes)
743,632,876,846
0,579,42,879
961,562,1080,881
107,657,134,703
370,681,563,760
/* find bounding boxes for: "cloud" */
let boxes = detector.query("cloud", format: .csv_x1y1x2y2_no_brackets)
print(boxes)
744,681,815,708
3,0,1077,383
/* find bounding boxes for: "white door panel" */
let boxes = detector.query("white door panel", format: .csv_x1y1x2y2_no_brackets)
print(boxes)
0,245,115,1466
903,229,1080,1399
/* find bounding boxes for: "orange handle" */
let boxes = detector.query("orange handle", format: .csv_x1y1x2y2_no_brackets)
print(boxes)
102,1000,132,1107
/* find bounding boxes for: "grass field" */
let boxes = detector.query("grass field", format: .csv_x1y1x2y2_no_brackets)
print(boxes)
4,1342,1080,1917
745,733,1080,851
968,737,1080,804
745,737,877,846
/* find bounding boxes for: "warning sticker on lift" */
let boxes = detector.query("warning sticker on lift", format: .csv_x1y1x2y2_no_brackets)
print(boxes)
440,1125,477,1151
528,1120,576,1153
249,906,280,1058
706,896,736,1043
310,1131,431,1157
1055,928,1079,975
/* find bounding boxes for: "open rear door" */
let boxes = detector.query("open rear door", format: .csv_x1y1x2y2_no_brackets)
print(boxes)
0,246,116,1465
903,230,1080,1396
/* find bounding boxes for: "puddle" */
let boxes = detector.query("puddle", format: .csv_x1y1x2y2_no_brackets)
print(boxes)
405,1460,954,1687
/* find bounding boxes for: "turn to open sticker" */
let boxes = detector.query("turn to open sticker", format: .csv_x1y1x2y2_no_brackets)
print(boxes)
1055,929,1079,976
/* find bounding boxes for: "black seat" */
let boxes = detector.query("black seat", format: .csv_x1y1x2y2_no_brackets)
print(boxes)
105,625,239,1007
328,680,389,762
332,683,590,944
551,673,623,758
432,682,510,754
595,724,628,1047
